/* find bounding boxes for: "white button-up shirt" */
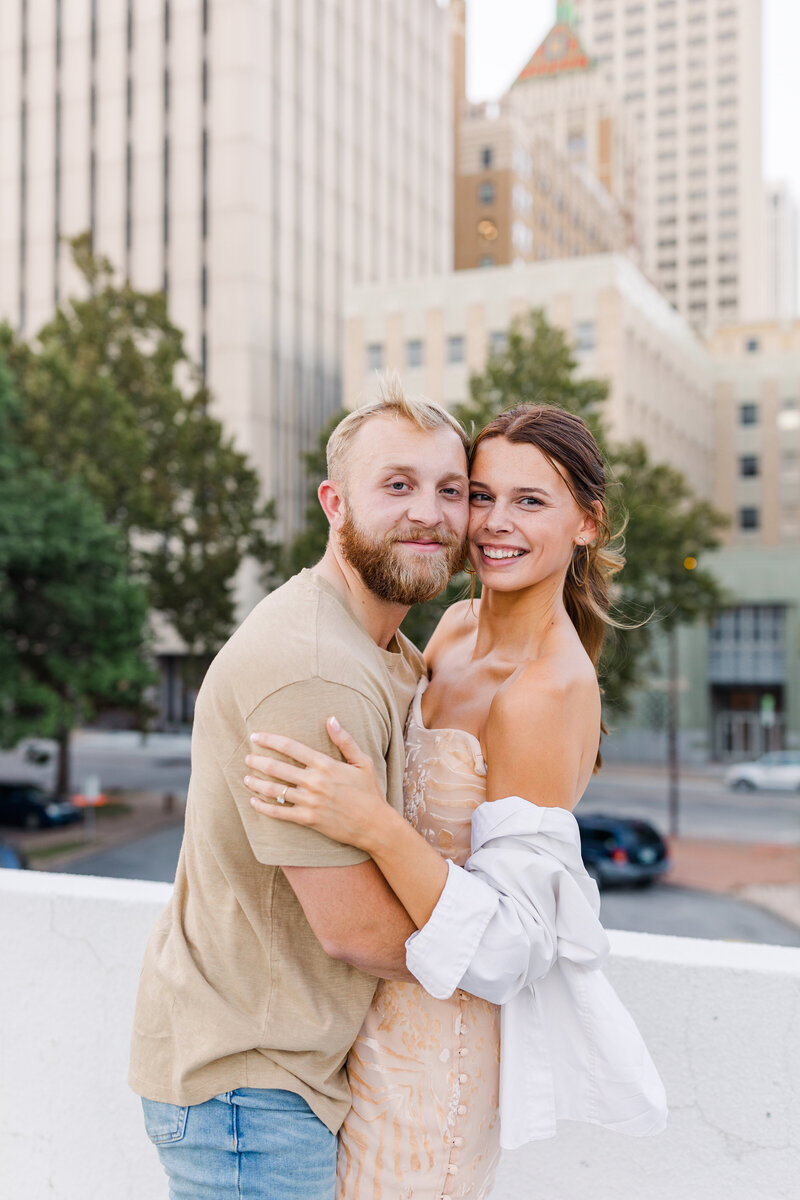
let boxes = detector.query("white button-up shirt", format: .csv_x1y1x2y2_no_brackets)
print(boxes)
405,794,668,1150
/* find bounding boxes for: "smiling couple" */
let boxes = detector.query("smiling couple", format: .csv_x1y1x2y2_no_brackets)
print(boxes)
129,376,666,1200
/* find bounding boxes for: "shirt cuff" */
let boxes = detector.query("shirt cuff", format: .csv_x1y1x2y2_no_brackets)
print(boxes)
405,859,498,999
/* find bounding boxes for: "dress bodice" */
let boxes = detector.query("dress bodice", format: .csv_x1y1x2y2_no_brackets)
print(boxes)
403,679,487,868
337,678,501,1200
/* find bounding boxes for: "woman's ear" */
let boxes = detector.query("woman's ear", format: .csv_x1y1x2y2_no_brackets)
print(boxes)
578,500,602,545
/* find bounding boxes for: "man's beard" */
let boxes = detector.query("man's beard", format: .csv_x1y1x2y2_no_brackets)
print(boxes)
339,508,467,606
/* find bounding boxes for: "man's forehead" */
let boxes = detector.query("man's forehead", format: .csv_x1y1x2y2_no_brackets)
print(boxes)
351,415,467,468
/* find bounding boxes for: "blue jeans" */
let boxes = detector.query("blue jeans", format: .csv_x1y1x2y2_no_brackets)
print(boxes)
141,1088,336,1200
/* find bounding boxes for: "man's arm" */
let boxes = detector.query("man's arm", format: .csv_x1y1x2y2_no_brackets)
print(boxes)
282,861,416,979
230,677,416,979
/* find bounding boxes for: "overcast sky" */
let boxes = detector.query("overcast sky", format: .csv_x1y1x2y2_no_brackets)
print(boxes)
466,0,800,201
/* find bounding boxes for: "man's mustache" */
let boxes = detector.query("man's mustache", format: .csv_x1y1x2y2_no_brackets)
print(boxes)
386,527,463,548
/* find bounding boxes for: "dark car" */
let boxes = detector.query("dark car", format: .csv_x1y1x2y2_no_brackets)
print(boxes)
0,781,84,831
576,813,669,890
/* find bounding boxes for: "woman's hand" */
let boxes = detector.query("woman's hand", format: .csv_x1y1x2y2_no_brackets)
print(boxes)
244,717,397,852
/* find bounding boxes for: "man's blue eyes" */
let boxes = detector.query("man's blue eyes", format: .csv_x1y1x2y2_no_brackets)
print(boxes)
387,482,464,496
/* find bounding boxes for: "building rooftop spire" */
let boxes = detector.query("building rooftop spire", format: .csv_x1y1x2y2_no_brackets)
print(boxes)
513,3,591,86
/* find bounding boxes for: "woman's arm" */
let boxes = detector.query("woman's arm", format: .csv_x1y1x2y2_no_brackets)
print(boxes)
246,719,449,929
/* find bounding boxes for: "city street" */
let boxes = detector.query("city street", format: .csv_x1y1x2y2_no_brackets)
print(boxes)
4,731,799,947
4,730,798,846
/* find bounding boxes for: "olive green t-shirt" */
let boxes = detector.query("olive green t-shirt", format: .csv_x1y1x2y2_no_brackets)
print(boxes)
128,570,424,1133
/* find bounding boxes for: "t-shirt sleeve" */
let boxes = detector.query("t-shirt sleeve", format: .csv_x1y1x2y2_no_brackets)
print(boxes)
223,676,391,867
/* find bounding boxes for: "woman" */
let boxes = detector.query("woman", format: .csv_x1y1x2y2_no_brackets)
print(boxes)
246,405,666,1198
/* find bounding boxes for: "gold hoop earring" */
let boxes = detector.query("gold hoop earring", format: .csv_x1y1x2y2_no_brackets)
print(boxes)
570,542,590,589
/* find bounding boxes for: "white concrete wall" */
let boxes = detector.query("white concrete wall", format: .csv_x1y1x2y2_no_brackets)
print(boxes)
2,869,799,1200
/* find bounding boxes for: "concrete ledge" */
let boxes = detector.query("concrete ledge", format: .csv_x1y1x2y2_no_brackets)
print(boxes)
2,869,800,1200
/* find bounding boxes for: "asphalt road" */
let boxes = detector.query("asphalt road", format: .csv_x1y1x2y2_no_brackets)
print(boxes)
62,821,800,949
4,733,799,845
6,732,800,947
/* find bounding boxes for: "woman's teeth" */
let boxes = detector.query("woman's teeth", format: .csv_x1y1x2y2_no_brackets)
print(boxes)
482,548,524,560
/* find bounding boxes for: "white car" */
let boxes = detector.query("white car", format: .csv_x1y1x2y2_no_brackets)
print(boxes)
725,751,800,792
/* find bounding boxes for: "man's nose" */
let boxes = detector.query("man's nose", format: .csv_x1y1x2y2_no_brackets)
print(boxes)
406,487,446,528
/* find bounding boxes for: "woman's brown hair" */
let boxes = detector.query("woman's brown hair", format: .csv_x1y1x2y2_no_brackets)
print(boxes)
471,405,625,766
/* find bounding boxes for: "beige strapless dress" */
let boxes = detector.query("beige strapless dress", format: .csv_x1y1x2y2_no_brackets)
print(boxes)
337,680,501,1200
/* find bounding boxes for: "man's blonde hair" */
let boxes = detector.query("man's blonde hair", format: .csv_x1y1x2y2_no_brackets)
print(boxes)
326,372,470,486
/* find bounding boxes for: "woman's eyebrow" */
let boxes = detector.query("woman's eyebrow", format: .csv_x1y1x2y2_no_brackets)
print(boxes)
469,480,552,499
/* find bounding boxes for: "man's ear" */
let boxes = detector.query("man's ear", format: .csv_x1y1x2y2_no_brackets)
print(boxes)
318,480,346,531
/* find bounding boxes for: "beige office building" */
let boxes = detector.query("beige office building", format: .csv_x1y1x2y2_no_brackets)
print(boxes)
0,0,452,535
572,0,765,332
454,96,627,271
510,6,640,258
764,183,799,322
344,253,713,496
709,319,800,548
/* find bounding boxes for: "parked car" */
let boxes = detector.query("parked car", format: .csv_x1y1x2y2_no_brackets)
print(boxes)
0,840,30,869
0,782,84,831
724,751,800,793
576,813,669,890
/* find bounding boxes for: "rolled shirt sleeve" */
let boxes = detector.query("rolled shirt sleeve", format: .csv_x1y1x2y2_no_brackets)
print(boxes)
405,797,609,1003
223,677,391,868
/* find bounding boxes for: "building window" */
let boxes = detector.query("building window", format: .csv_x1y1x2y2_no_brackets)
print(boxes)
739,402,758,426
574,321,595,353
478,181,494,205
739,455,759,478
489,331,508,356
738,507,759,531
366,343,383,371
446,335,464,365
406,339,423,368
481,147,492,168
745,337,759,353
778,399,800,431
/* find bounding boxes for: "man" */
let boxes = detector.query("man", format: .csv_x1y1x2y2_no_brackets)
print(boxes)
129,376,470,1198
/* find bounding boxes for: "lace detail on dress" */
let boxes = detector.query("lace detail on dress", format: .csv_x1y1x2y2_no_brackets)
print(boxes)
337,679,501,1200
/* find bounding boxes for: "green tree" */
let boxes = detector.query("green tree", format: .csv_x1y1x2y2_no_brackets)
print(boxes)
454,309,728,708
1,234,279,676
0,362,154,793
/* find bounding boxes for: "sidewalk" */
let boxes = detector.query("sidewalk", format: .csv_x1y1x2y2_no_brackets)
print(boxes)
666,835,800,927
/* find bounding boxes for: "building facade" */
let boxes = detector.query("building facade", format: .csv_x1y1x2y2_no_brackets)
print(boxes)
510,6,641,260
571,0,765,332
0,0,452,540
764,182,799,321
344,253,713,496
709,319,800,548
454,97,627,271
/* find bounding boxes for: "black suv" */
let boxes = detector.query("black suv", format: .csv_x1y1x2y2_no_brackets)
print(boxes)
0,782,84,831
576,813,669,890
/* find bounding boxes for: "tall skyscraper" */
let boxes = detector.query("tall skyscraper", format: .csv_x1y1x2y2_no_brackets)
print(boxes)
572,0,765,331
764,182,799,321
451,1,633,273
0,0,452,537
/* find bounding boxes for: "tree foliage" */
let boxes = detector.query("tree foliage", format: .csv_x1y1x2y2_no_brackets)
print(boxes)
0,361,154,789
0,234,279,667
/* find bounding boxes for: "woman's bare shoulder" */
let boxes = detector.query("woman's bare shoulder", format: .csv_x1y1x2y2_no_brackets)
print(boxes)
424,598,479,669
487,644,599,753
